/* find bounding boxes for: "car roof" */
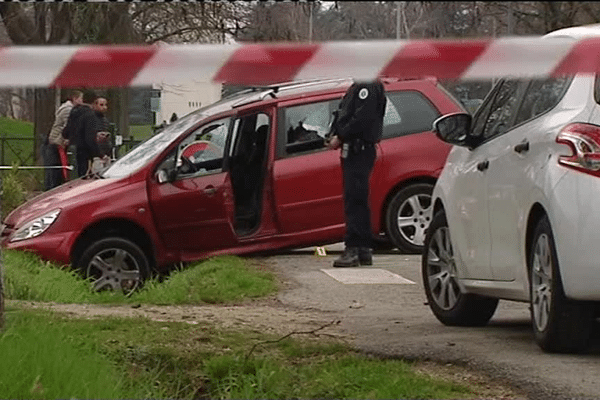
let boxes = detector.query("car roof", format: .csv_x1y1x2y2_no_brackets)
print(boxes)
190,77,439,121
544,24,600,39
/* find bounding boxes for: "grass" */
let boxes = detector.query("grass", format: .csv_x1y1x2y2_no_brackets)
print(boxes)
129,124,153,141
0,116,35,166
3,250,278,305
0,307,480,399
0,309,137,399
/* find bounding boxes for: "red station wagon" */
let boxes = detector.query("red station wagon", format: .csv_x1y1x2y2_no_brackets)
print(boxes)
1,78,464,293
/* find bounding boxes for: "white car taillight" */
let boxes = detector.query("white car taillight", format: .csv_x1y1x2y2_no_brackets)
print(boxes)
556,123,600,176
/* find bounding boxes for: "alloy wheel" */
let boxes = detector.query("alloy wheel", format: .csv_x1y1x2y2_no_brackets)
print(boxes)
426,226,460,310
86,248,142,296
396,193,433,247
531,233,553,332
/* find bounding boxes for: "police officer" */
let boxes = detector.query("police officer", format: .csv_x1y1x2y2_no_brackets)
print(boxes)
328,79,387,267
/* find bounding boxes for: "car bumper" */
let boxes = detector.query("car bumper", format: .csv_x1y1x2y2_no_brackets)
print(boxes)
1,231,76,266
551,170,600,300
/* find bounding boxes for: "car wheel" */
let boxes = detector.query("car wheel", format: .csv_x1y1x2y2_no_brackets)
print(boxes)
77,237,150,296
385,183,434,254
529,216,593,353
422,210,498,326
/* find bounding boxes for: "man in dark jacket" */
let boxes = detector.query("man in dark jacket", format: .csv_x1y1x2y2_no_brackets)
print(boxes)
63,91,109,177
327,79,387,267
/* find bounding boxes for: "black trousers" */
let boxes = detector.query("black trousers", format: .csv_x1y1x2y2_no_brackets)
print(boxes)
43,143,64,190
342,145,376,248
76,151,90,177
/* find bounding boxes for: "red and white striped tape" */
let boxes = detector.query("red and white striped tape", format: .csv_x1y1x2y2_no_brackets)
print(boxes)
3,36,600,87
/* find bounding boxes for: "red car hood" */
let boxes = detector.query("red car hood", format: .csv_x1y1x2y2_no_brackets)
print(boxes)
4,177,126,228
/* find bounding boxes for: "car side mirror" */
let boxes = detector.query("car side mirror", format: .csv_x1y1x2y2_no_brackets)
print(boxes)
433,113,473,147
156,168,177,184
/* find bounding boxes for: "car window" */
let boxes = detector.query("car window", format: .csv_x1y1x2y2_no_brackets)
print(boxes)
471,79,523,142
383,91,440,138
282,99,340,156
514,77,572,126
175,117,231,177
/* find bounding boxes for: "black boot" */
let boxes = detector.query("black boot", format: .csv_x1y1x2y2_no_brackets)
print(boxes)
333,247,359,268
358,247,373,266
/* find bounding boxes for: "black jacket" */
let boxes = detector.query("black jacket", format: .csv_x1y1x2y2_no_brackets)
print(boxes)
334,80,387,144
63,104,103,159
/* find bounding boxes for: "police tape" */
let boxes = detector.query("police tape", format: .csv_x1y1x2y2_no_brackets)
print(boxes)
3,36,600,88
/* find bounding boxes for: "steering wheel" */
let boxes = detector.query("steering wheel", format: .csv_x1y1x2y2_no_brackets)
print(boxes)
180,154,197,174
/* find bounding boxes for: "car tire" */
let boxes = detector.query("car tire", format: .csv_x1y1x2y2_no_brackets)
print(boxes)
422,210,499,326
385,183,434,254
77,237,150,296
529,215,593,353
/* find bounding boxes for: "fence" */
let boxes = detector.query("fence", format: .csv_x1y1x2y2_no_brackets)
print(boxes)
0,136,142,189
0,136,142,167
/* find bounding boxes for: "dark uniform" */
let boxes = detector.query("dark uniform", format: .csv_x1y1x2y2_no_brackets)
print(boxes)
331,80,386,267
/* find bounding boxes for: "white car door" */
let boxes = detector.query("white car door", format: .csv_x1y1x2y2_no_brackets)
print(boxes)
444,145,493,280
448,79,525,280
486,77,574,281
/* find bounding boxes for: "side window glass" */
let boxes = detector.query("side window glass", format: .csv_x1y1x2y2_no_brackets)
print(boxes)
472,79,522,142
283,99,340,155
514,77,572,126
383,91,440,138
176,117,230,177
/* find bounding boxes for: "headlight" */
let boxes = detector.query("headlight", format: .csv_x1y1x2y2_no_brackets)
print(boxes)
10,209,61,242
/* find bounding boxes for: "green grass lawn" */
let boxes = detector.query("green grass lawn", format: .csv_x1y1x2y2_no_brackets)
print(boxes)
0,249,514,399
129,124,153,141
0,307,481,399
3,250,277,305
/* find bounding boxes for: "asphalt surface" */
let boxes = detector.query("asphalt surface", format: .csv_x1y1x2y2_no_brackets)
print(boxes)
264,244,600,400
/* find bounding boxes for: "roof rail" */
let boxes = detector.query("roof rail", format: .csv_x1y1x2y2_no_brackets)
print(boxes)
255,77,352,93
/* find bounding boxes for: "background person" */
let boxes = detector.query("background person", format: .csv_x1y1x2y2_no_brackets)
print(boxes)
93,96,113,162
327,79,387,268
43,89,83,190
65,90,109,177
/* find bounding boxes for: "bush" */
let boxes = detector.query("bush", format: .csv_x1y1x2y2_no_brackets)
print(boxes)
1,164,26,217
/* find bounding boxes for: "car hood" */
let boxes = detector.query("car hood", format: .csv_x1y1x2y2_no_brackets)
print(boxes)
5,177,128,227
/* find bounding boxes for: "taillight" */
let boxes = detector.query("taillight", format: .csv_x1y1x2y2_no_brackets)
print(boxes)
556,123,600,176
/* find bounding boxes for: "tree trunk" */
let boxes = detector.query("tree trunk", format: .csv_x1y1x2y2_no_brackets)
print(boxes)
106,88,130,139
33,88,56,165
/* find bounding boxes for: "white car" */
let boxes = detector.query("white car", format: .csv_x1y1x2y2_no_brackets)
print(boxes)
423,24,600,353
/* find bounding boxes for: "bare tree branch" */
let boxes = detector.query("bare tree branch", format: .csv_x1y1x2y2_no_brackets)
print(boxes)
245,320,343,360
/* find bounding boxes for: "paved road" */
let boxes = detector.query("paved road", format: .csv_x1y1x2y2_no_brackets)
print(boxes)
264,244,600,400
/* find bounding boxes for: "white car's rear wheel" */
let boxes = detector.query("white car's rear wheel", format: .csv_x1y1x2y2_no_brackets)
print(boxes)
530,215,593,353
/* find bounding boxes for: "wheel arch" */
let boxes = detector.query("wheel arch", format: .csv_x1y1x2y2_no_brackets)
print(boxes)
378,175,438,232
71,218,156,270
525,203,548,275
433,197,445,217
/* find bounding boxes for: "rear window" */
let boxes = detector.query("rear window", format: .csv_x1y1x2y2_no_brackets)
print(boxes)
383,91,441,139
514,76,572,126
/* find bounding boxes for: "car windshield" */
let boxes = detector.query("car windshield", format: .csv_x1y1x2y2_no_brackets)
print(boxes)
102,112,205,178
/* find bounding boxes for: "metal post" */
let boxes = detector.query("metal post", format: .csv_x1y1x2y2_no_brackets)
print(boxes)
309,4,313,43
0,174,4,330
395,2,402,40
507,2,513,35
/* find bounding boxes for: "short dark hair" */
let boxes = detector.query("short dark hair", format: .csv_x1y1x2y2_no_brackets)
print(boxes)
82,90,98,105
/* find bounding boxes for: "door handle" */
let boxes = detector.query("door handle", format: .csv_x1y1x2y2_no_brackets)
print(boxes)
476,160,489,171
204,186,217,196
514,141,530,154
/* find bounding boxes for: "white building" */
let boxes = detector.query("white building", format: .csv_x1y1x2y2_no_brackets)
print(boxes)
152,80,222,125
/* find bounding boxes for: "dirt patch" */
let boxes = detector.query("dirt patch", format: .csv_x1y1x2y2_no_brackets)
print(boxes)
10,298,347,338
